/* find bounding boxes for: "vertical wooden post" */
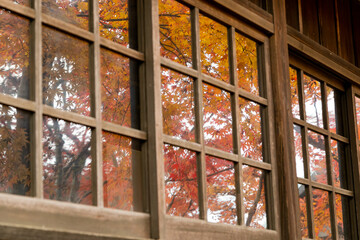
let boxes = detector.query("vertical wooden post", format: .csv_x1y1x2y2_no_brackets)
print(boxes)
144,0,165,238
271,1,300,239
32,0,43,199
89,0,103,207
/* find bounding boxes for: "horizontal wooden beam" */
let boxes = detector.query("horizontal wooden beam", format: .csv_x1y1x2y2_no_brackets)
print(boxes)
164,216,279,240
0,194,151,240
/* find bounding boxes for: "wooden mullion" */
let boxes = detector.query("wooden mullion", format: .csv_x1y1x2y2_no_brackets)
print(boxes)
41,14,95,42
32,0,43,198
329,191,339,239
191,7,207,221
0,94,36,112
89,0,102,207
160,57,198,79
201,74,236,93
204,147,237,162
306,185,315,239
144,0,164,238
238,88,268,106
42,105,96,127
229,26,243,225
299,69,306,121
323,81,338,239
304,125,315,238
102,122,147,140
163,135,202,153
100,38,145,61
0,0,35,18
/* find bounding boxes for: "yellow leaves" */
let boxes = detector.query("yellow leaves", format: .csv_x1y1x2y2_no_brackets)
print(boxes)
78,1,88,12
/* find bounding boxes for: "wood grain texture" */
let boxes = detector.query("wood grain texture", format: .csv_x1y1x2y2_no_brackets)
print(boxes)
301,0,320,43
318,0,338,53
271,0,300,239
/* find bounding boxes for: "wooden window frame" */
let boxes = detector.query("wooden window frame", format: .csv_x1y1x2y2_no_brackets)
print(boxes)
0,0,359,239
289,54,358,240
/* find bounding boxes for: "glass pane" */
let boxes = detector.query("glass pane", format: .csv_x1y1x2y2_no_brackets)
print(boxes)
0,10,30,99
243,165,267,229
355,96,360,141
327,86,343,135
206,156,236,225
99,0,138,49
293,124,305,178
289,67,300,119
0,105,31,196
312,189,331,239
236,32,259,95
331,140,347,189
43,27,90,116
42,0,88,29
159,0,192,67
203,84,233,153
164,144,198,218
335,194,351,240
308,131,327,184
43,117,92,205
298,184,309,238
304,74,323,128
162,68,195,141
239,98,263,161
200,14,229,83
101,48,139,128
103,131,141,211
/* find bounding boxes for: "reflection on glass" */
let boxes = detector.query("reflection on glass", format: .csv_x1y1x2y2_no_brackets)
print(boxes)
236,32,259,95
159,0,192,67
99,0,137,48
312,189,331,239
308,131,327,184
162,68,195,141
243,165,267,229
43,27,90,116
43,117,92,204
203,84,233,153
304,74,323,128
0,105,31,196
335,194,351,240
42,0,88,29
206,156,236,225
101,48,139,128
164,144,198,218
331,140,346,189
103,131,141,210
293,124,305,178
298,184,309,238
239,98,263,161
327,86,343,135
0,10,30,99
200,14,229,83
289,67,300,119
355,97,360,141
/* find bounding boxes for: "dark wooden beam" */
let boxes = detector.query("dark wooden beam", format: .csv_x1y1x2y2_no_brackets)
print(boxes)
271,0,301,239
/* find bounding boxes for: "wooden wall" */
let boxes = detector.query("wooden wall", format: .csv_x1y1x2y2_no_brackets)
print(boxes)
285,0,360,68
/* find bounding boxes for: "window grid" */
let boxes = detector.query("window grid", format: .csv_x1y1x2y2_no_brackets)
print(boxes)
0,0,147,206
160,1,274,228
291,66,353,240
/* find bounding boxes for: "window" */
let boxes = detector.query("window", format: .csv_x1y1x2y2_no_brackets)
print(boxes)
160,0,275,229
290,57,354,240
